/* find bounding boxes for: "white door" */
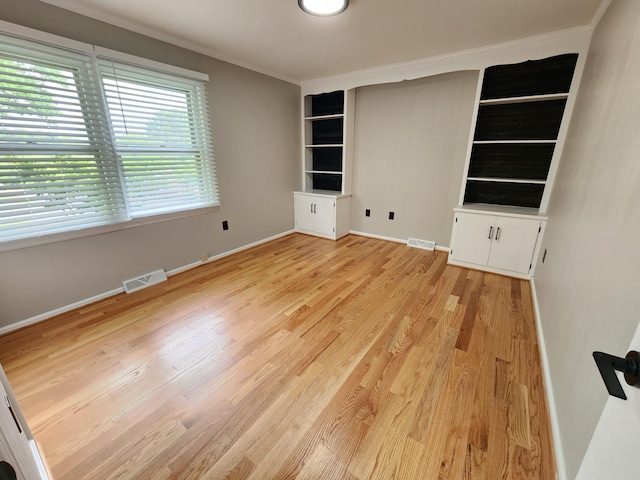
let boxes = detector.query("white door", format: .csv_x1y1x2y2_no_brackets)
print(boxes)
0,378,42,480
312,196,335,236
450,212,494,266
294,194,315,232
488,217,540,274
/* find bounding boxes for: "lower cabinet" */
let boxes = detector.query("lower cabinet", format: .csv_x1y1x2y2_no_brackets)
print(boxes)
448,208,546,277
294,191,351,240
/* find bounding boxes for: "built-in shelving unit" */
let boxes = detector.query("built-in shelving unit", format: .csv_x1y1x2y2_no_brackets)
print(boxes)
462,53,579,210
296,90,354,240
302,90,354,194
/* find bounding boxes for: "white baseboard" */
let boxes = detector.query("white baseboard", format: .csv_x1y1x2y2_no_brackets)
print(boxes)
349,230,450,252
0,230,296,337
350,230,406,244
0,287,124,336
530,278,566,480
202,230,295,264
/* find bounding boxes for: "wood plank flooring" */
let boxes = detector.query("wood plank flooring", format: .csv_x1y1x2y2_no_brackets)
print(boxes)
0,233,556,479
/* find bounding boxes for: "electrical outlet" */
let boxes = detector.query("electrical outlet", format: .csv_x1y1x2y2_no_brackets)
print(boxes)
365,209,371,217
222,220,229,231
200,253,209,262
388,211,394,220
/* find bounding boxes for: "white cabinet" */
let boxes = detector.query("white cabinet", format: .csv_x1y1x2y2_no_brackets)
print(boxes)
448,208,546,277
0,365,47,479
294,192,351,240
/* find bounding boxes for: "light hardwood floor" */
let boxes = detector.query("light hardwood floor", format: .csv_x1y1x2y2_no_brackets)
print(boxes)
0,233,556,479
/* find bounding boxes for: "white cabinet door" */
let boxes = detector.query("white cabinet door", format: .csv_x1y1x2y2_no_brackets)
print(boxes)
294,195,315,232
449,209,545,277
311,196,335,237
488,216,541,274
294,193,339,239
450,212,494,266
0,377,42,480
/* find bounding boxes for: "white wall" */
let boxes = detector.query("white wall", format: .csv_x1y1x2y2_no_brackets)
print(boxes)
533,1,640,477
350,71,477,246
576,318,640,479
0,0,300,328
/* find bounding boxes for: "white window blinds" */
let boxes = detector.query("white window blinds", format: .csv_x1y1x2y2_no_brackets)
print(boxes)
98,60,218,218
0,32,218,245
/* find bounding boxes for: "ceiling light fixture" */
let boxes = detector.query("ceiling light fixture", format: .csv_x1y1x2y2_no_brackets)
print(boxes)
298,0,349,16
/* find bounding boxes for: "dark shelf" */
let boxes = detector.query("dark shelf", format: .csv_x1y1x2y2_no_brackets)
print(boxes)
481,53,579,100
312,117,343,145
464,180,545,208
468,143,555,180
312,147,342,172
474,100,567,141
311,91,345,116
312,173,342,192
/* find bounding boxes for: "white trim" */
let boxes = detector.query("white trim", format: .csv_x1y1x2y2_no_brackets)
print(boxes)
0,287,124,336
590,0,613,30
538,47,588,213
0,230,296,335
0,19,208,81
349,230,450,253
530,278,567,480
458,68,485,206
29,440,50,480
166,260,203,277
203,230,296,263
0,19,93,53
0,206,220,253
93,46,208,81
350,230,406,244
446,258,532,280
301,27,592,95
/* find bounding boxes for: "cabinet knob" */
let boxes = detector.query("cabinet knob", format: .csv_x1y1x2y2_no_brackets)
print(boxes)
488,226,493,239
495,227,501,241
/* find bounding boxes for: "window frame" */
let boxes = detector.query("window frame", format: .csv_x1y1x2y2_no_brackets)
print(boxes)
0,21,219,253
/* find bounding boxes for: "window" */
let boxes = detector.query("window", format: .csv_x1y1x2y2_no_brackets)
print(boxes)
0,32,218,246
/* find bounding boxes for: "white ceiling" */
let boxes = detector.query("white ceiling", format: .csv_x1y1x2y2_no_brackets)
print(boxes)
41,0,604,84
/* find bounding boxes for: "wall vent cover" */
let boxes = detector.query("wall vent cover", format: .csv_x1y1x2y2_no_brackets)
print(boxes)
407,238,435,251
123,269,167,294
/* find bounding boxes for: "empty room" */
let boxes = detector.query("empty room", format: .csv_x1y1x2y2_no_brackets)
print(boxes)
0,0,639,479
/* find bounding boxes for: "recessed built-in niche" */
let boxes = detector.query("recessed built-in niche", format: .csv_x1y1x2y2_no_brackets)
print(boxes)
312,147,343,172
311,173,342,192
311,90,344,116
464,180,545,209
468,143,555,180
311,118,344,145
481,53,579,100
474,100,567,141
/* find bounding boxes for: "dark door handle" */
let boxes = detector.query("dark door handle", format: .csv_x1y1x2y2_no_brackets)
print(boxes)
0,461,17,480
593,350,640,400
